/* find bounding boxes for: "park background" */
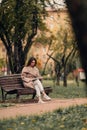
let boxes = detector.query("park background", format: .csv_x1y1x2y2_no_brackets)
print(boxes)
0,0,87,130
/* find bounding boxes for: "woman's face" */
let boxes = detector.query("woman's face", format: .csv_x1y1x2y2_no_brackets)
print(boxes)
30,60,36,67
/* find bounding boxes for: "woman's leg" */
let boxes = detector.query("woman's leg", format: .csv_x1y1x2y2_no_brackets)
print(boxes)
34,80,44,92
33,80,45,103
34,79,51,101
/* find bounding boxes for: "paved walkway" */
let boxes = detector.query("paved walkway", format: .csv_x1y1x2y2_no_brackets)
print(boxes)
0,98,87,120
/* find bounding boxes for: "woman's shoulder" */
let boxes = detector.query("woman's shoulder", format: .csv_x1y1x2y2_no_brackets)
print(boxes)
22,66,29,71
22,66,27,69
34,66,39,71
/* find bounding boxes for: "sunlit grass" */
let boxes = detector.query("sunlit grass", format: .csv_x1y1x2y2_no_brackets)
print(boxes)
43,79,87,99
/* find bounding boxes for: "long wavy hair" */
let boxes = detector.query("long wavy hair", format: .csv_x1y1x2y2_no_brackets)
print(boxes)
27,57,37,66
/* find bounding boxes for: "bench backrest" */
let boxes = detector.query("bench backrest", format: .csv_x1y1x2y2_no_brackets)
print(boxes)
0,74,23,89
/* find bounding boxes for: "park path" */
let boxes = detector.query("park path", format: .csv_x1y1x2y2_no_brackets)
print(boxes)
0,98,87,120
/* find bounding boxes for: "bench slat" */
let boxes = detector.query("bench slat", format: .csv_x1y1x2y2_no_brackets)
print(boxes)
0,81,23,85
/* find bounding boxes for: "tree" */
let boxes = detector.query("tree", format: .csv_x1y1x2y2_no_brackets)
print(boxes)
47,53,61,85
0,0,48,73
47,25,77,86
35,11,78,86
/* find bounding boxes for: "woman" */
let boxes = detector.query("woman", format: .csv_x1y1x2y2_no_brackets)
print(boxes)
21,57,51,103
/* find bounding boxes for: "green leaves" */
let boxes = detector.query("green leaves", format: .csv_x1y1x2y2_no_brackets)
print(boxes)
0,0,50,73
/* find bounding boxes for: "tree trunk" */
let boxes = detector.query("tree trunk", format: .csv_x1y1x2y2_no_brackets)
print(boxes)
56,74,60,85
42,52,54,75
13,41,25,73
63,66,67,87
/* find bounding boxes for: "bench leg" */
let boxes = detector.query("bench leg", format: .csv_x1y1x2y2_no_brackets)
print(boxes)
5,93,7,100
1,88,5,101
32,93,36,99
16,93,20,99
16,93,21,102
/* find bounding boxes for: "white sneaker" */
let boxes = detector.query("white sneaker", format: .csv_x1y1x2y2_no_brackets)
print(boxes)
43,94,51,101
38,100,45,104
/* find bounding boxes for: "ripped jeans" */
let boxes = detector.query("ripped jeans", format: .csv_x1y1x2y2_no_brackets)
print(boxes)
33,79,44,97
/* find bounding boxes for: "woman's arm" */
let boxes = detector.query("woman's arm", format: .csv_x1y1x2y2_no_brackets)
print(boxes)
21,67,32,82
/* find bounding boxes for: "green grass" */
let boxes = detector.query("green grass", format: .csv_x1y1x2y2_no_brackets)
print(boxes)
0,103,15,108
43,80,87,99
50,84,87,99
0,105,87,130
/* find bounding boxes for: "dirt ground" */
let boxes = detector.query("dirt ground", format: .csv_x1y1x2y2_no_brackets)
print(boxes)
0,98,87,120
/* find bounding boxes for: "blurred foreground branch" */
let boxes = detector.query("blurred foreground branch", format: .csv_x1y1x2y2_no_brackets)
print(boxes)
65,0,87,86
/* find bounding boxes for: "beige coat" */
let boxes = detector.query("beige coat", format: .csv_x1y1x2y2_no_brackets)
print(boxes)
21,66,42,88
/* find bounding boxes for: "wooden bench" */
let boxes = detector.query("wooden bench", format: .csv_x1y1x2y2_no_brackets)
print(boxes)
0,74,52,101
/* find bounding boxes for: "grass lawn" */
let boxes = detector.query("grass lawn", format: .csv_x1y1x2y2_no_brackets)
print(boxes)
43,79,87,99
0,105,87,130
